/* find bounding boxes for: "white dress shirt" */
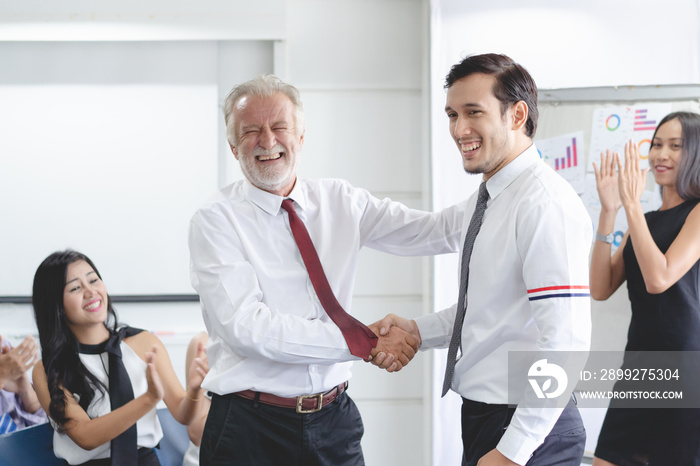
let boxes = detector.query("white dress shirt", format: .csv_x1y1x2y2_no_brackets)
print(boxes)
415,144,592,464
188,178,464,397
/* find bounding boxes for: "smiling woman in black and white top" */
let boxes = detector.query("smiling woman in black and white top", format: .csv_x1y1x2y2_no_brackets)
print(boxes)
31,249,208,465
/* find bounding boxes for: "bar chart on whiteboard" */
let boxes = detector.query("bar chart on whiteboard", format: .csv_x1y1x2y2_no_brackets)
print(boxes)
535,130,585,194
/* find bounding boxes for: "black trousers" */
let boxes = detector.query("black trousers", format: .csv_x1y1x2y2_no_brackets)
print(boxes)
461,397,585,466
200,390,365,466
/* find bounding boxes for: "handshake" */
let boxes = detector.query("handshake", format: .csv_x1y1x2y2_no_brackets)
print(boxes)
367,314,421,373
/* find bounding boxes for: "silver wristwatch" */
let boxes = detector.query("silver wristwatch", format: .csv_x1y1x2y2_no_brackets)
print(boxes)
596,232,614,244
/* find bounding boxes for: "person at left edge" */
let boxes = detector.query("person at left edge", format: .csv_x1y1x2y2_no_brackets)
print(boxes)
188,74,465,465
0,334,47,434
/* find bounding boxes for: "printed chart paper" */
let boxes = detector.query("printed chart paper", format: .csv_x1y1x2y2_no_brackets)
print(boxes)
536,131,586,194
588,103,672,172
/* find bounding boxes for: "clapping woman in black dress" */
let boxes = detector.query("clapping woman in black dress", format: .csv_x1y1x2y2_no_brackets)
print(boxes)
590,112,700,466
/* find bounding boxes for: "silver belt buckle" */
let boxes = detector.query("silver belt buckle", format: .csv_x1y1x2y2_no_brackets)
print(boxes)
296,393,323,414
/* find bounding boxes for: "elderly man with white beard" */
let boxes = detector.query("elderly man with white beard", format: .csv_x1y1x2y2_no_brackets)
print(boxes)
188,74,465,466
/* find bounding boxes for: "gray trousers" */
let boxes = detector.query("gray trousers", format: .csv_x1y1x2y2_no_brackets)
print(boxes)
461,397,585,466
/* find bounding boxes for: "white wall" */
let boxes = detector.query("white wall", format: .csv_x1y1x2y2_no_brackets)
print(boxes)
0,1,435,465
0,0,286,41
434,0,700,90
0,41,221,296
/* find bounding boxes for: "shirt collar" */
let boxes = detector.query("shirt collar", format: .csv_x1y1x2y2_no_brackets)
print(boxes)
485,143,540,200
242,178,307,215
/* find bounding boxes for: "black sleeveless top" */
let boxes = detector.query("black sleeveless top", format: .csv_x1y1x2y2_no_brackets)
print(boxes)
622,199,700,351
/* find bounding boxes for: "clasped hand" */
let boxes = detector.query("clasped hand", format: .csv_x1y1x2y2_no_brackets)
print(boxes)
367,314,421,373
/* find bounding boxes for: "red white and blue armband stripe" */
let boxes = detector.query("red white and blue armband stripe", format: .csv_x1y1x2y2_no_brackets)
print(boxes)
527,285,590,301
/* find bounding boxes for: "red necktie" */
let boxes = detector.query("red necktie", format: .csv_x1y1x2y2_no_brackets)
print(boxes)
281,199,378,360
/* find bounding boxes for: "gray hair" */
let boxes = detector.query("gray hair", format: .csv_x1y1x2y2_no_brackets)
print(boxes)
222,74,305,146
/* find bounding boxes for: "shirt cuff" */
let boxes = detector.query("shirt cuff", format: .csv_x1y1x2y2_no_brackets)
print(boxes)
496,425,543,466
16,402,48,427
413,314,451,349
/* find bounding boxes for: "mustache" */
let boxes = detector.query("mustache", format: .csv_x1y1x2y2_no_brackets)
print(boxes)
252,144,286,157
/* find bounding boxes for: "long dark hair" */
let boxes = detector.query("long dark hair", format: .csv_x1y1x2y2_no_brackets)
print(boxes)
652,111,700,200
32,250,120,428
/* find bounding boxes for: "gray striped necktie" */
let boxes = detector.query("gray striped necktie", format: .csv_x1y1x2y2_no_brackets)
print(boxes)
442,182,489,397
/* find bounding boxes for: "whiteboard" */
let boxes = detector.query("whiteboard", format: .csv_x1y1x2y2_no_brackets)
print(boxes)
0,41,224,297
